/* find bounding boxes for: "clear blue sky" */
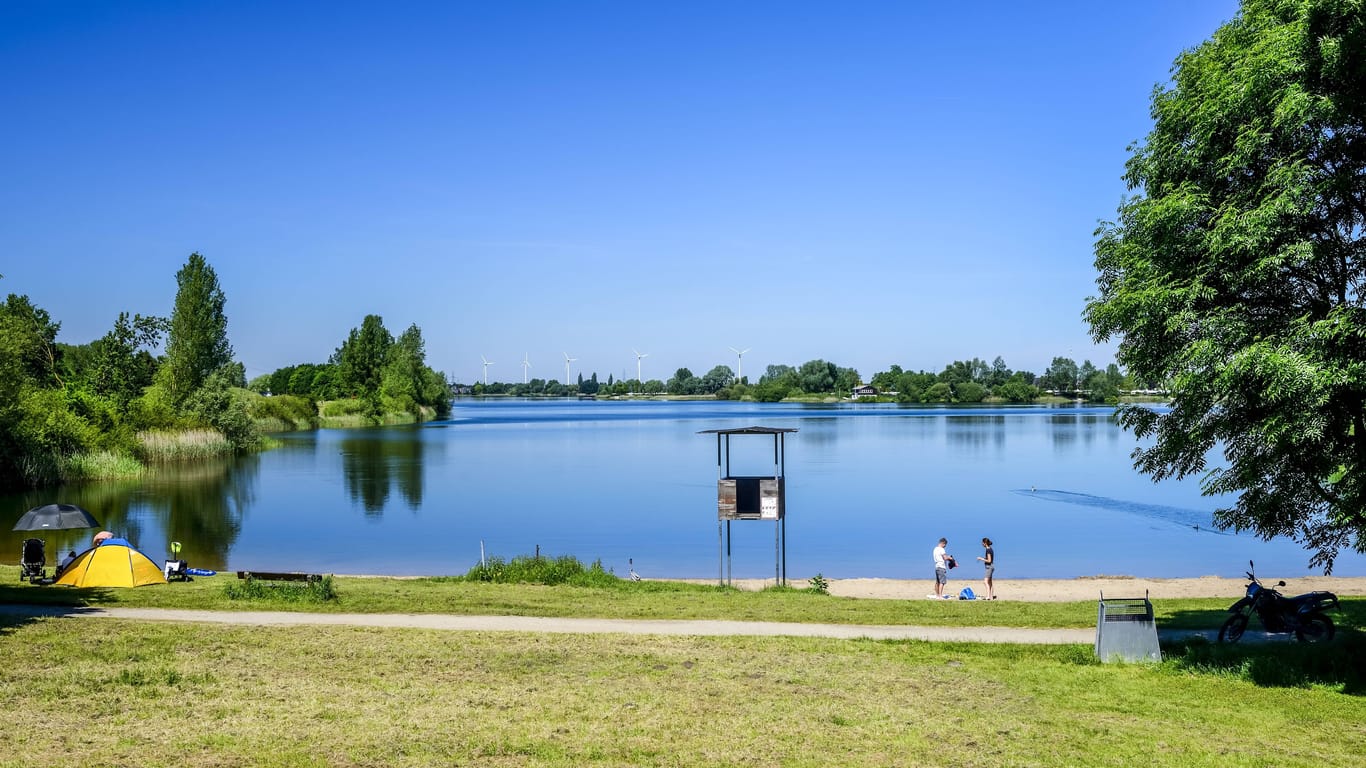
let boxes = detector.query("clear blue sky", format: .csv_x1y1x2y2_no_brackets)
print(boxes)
1,1,1240,385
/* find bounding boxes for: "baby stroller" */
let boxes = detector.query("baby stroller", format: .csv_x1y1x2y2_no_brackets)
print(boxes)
20,538,47,583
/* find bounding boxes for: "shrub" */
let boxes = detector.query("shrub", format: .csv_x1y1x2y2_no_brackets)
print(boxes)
462,554,619,587
224,574,337,603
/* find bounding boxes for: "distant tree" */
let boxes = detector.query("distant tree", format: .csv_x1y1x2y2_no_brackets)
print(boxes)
953,381,987,403
870,365,903,391
797,359,836,393
988,356,1012,388
940,358,990,385
834,366,860,395
922,382,953,403
1041,357,1078,393
760,364,797,386
750,379,790,402
995,375,1040,403
667,367,700,395
156,253,233,405
0,293,62,387
895,371,937,403
700,365,734,394
1085,0,1366,569
87,312,166,408
1077,360,1098,391
333,314,392,422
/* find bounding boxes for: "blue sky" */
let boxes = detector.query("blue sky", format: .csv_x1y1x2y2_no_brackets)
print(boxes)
1,1,1240,386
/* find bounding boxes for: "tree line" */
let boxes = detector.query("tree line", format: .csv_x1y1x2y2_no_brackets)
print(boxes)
463,354,1151,404
0,254,450,490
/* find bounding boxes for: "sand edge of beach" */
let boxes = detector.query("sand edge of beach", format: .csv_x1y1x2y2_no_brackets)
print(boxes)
664,575,1366,602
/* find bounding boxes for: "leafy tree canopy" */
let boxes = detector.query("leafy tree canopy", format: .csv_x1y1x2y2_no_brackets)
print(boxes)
157,252,233,404
1086,0,1366,570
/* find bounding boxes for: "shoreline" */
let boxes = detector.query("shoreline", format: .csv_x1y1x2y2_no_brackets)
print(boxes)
664,575,1366,602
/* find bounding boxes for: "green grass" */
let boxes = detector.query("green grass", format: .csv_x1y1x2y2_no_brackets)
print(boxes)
2,563,1364,765
2,564,1361,633
0,617,1361,767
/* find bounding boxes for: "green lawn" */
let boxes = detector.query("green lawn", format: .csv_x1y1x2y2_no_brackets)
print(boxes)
2,566,1361,632
3,566,1363,766
0,616,1362,767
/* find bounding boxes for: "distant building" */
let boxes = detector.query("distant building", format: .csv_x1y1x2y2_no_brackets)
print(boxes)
851,384,879,399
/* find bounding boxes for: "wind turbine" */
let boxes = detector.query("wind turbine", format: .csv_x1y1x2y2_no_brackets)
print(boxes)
632,348,649,385
729,346,751,383
563,352,577,385
521,353,531,384
480,355,494,385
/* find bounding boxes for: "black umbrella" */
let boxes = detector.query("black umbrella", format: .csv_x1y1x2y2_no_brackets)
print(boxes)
11,503,100,532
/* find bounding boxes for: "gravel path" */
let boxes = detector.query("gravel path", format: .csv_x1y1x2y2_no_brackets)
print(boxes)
0,603,1230,644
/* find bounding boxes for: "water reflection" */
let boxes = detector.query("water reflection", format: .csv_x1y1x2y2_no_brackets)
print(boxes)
946,415,1006,454
340,429,428,515
0,455,253,571
142,457,254,569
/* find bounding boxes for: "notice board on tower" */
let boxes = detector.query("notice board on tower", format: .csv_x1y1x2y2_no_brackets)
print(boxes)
698,426,796,586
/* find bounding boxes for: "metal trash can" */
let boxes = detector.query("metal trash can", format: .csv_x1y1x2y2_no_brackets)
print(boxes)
1095,591,1161,662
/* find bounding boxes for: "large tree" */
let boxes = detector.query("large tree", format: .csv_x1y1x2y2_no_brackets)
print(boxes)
333,314,393,421
157,253,233,404
1086,0,1365,570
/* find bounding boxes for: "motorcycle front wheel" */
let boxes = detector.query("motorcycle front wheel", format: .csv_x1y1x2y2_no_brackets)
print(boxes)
1295,613,1335,643
1218,614,1249,643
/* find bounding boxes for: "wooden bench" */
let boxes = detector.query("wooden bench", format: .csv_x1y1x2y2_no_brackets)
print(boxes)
236,570,326,583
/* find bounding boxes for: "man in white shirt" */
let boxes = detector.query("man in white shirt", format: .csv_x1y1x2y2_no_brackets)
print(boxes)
933,538,952,598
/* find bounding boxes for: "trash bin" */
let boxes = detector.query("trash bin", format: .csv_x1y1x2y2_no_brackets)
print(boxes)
1095,591,1161,662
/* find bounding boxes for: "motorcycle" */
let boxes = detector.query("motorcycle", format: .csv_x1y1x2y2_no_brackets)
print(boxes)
1218,560,1339,643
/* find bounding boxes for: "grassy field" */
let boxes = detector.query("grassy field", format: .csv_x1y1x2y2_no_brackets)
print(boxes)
1,613,1363,767
4,566,1364,766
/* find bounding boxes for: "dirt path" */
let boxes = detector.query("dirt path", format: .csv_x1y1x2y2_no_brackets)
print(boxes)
1,603,1226,644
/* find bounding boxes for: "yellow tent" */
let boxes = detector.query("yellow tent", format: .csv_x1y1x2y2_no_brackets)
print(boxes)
54,538,166,588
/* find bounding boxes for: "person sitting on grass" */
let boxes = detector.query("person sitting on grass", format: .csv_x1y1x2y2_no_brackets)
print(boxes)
56,550,77,575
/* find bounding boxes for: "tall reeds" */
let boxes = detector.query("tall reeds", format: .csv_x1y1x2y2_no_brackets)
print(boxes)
61,451,145,480
138,429,234,462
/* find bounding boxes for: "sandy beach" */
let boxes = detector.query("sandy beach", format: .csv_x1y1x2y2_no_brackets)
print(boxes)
673,575,1366,602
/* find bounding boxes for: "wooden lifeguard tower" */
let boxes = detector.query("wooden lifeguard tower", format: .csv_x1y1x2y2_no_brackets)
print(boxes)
698,426,796,586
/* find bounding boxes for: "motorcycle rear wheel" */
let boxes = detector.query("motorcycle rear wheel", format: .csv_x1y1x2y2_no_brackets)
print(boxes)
1218,614,1248,643
1295,613,1335,643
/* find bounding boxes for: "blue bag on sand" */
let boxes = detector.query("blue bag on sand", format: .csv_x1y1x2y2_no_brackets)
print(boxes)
958,587,976,600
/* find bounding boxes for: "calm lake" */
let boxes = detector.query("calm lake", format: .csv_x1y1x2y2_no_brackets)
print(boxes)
5,400,1363,580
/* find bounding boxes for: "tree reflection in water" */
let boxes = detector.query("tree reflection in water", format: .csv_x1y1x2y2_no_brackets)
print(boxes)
340,431,425,516
0,454,254,571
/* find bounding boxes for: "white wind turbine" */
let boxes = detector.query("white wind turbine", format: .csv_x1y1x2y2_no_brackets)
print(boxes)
563,352,578,385
729,346,751,383
480,355,495,385
521,353,531,384
633,348,649,385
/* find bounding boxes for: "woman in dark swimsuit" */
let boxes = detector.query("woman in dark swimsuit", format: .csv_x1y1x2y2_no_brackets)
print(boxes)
976,538,996,599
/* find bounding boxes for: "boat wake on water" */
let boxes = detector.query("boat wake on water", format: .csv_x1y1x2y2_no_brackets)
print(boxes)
1014,489,1233,535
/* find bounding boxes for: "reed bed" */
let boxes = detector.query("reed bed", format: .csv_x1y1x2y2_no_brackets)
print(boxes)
60,450,144,480
137,428,233,462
